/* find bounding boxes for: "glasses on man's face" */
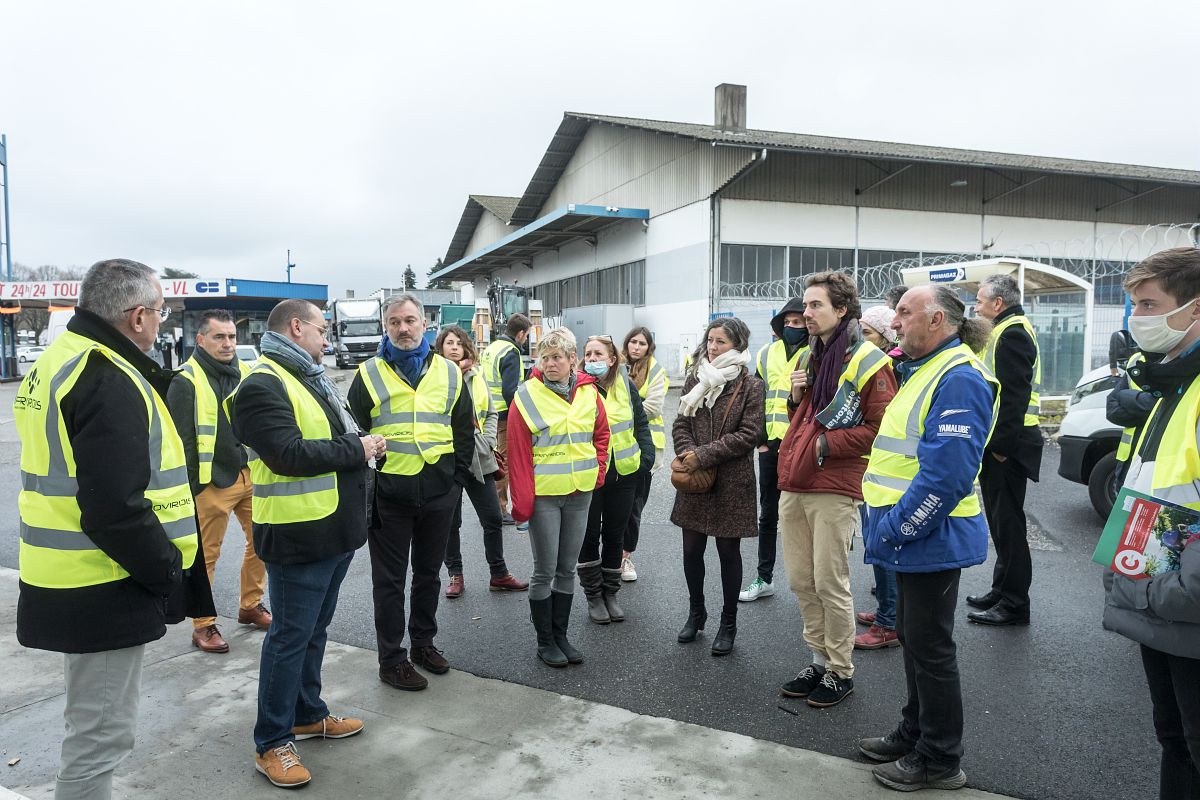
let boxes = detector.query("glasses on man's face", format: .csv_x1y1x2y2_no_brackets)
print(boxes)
123,305,171,321
298,317,329,337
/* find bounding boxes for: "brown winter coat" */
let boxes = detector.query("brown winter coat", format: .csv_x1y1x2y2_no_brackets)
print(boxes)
670,368,766,537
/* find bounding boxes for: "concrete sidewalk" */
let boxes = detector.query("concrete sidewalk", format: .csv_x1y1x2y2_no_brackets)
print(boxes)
0,568,1011,799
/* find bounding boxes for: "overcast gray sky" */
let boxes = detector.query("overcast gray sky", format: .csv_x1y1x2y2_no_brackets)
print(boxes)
2,1,1196,295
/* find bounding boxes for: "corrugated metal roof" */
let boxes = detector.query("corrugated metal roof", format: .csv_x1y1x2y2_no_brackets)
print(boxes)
505,110,1200,225
443,195,522,266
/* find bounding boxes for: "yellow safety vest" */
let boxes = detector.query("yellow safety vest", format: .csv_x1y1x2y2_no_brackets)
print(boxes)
634,356,669,450
467,370,490,429
177,355,252,485
982,314,1041,426
862,343,1000,516
16,331,198,589
1116,351,1147,463
229,357,339,524
512,379,600,495
602,374,642,476
806,341,892,429
357,354,462,476
757,339,808,441
481,339,518,413
1122,368,1200,509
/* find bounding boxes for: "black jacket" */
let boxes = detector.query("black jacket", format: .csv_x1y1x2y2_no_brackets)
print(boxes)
167,347,249,496
17,308,215,654
347,353,475,508
229,355,368,565
985,305,1042,481
596,373,656,483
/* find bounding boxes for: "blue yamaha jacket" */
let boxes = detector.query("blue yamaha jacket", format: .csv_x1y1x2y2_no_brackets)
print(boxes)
863,337,997,573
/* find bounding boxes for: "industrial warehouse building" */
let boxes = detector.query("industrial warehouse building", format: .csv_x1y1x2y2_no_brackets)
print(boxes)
430,84,1200,394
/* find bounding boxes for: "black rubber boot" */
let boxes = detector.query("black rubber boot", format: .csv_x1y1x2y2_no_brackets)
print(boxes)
550,591,584,665
530,597,567,667
677,598,708,643
601,568,625,622
578,562,610,624
711,610,737,657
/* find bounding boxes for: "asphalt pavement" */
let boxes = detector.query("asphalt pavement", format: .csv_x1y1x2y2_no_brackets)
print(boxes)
0,366,1156,800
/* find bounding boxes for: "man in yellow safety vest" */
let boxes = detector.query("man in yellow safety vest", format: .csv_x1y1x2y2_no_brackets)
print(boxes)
15,259,200,800
480,313,531,527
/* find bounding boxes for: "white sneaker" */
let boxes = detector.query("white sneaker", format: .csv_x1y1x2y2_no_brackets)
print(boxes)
621,555,637,582
739,576,774,602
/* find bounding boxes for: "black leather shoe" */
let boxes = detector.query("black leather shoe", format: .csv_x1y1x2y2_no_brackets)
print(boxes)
965,591,999,609
872,752,967,791
968,606,1030,626
677,609,707,643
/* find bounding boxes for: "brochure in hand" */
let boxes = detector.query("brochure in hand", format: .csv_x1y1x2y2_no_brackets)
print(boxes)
1092,487,1200,579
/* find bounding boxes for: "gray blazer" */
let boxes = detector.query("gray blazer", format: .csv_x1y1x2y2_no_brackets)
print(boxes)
465,367,499,483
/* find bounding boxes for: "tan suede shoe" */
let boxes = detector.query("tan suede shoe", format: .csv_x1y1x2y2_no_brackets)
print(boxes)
293,714,364,741
255,742,311,788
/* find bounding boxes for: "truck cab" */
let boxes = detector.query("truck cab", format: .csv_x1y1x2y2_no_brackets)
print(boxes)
329,298,383,369
1057,365,1124,519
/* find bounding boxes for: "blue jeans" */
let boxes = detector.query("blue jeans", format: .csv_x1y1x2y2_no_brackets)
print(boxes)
254,551,354,754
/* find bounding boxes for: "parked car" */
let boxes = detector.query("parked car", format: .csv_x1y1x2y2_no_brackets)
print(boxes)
1057,365,1124,520
236,345,259,363
17,346,45,363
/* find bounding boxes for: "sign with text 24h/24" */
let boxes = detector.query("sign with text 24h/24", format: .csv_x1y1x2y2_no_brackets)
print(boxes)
0,279,226,301
1092,488,1200,578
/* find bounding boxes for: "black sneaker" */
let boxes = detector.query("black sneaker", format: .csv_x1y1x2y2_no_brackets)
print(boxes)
379,659,428,691
859,729,916,763
412,645,449,675
780,664,826,698
806,671,854,708
872,752,967,792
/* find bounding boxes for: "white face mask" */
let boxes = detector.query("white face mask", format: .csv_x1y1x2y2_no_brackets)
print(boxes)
1129,298,1198,354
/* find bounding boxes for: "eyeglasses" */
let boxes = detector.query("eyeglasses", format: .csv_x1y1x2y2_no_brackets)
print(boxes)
591,334,614,343
123,305,171,321
298,317,329,336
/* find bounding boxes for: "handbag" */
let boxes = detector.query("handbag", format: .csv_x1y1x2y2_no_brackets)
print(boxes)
670,374,744,494
491,447,507,481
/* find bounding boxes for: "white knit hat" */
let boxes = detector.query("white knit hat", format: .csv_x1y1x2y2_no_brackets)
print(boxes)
860,305,898,344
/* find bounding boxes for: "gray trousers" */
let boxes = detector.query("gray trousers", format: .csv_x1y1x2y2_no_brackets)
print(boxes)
56,645,144,800
527,491,592,600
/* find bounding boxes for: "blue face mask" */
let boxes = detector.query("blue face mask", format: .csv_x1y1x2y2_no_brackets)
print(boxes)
781,326,808,346
584,360,609,378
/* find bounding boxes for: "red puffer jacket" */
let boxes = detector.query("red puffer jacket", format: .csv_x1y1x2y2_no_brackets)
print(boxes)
776,346,897,499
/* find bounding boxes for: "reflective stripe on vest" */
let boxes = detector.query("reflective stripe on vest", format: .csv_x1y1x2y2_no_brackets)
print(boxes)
603,374,642,476
231,357,339,524
16,331,198,589
983,314,1042,425
1116,351,1146,463
178,356,252,485
757,340,807,441
862,344,1000,517
357,354,462,476
812,342,891,430
513,379,600,495
1122,367,1200,509
635,356,669,450
480,339,518,413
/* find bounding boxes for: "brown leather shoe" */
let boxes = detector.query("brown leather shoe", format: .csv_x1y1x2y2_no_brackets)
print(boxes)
489,573,529,592
446,574,465,599
379,660,428,691
238,603,272,630
412,645,449,674
192,624,229,654
255,742,311,788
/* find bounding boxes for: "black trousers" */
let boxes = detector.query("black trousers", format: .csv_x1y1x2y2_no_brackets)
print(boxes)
624,468,653,553
756,447,781,582
980,454,1032,614
445,474,508,577
896,569,964,769
1141,644,1200,799
580,469,639,569
368,487,460,667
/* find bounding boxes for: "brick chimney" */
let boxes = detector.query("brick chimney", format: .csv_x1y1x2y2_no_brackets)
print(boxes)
714,83,747,132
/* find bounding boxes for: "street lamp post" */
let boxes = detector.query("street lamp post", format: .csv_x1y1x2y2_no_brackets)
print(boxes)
286,249,295,283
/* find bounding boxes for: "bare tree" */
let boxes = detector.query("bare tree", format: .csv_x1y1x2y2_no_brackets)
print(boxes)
162,266,199,279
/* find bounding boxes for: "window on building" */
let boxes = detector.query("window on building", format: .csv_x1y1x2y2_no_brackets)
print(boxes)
787,247,855,278
721,244,787,286
530,258,646,316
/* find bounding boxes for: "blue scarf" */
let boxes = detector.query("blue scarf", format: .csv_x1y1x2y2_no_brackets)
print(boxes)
378,334,430,386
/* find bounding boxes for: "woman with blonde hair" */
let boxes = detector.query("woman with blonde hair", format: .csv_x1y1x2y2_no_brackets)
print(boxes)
507,328,610,667
620,327,668,581
577,334,654,623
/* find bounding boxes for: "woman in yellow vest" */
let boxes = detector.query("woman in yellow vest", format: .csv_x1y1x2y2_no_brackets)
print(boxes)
508,328,610,667
577,334,656,624
435,326,529,597
621,326,668,581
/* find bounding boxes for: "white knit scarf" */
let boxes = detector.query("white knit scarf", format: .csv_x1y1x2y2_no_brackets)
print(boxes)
678,347,752,417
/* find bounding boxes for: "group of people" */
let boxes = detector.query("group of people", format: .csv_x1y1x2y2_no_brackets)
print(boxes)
14,247,1200,799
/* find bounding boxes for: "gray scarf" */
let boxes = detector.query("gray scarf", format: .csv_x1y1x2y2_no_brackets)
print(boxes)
259,331,356,432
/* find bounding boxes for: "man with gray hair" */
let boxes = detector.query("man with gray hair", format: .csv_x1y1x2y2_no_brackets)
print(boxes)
348,293,475,691
15,259,203,799
859,285,998,791
969,274,1043,626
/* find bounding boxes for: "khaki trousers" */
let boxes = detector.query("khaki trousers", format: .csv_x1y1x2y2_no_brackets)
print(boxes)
779,490,859,678
495,417,510,515
192,468,266,628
